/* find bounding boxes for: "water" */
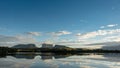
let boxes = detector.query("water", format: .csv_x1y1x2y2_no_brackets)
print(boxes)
0,53,120,68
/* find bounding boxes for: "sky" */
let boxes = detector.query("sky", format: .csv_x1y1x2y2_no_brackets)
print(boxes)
0,0,120,48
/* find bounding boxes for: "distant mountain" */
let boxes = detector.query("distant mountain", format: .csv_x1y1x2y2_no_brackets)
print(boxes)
12,44,37,48
54,45,70,48
88,41,120,50
102,45,120,50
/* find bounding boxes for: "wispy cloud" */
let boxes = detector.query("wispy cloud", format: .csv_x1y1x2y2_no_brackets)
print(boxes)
100,24,118,28
76,33,81,36
76,29,120,39
100,26,105,28
49,30,72,36
0,34,37,47
80,20,88,23
107,24,118,27
74,28,120,46
25,32,41,36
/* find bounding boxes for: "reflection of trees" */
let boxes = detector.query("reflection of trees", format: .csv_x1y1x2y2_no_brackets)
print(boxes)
0,52,73,60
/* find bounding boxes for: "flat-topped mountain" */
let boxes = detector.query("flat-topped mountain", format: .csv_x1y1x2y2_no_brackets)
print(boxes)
12,44,37,49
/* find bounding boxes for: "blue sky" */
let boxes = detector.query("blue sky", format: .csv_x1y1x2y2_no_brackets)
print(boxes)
0,0,120,48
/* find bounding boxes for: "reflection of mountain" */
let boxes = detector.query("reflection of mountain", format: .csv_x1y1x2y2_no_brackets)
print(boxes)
54,45,69,48
54,55,69,59
11,53,36,59
40,53,70,60
41,56,53,60
41,53,53,60
5,52,71,60
12,44,37,48
102,45,120,50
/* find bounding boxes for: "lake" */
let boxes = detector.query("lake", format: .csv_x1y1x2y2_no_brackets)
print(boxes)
0,53,120,68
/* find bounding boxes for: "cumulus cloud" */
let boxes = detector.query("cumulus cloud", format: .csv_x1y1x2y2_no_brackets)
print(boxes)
25,32,41,36
100,24,118,28
49,31,72,36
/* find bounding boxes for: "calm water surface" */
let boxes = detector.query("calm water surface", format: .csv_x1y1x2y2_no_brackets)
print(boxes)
0,53,120,68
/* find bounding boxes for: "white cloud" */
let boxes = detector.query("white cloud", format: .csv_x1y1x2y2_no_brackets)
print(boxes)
103,35,120,42
73,28,120,47
107,24,118,27
50,31,72,36
43,31,72,45
25,32,41,36
15,35,36,43
100,24,118,28
76,29,120,39
100,26,105,28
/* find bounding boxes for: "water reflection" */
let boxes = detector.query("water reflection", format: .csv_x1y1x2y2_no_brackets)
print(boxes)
0,53,120,68
3,52,72,60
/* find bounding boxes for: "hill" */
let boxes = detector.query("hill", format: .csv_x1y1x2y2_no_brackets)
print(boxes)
102,45,120,50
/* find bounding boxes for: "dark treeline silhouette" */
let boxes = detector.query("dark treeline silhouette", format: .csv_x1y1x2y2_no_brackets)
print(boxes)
0,47,17,54
36,47,120,53
1,46,120,59
1,46,120,55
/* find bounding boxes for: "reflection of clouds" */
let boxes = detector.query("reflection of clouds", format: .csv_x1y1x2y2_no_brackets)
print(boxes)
1,54,120,68
30,57,59,68
0,56,34,68
87,53,120,62
0,59,14,68
31,62,58,68
55,55,120,68
80,66,92,68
